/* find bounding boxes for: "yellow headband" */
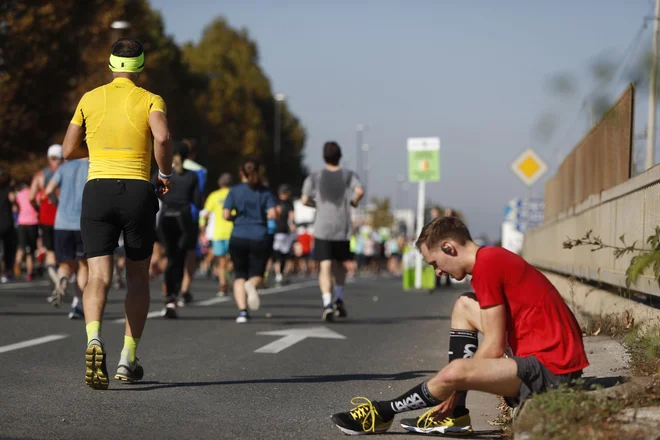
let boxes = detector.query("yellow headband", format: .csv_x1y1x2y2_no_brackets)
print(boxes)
108,53,145,73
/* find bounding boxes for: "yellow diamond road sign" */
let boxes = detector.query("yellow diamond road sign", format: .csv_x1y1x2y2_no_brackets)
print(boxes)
510,148,548,187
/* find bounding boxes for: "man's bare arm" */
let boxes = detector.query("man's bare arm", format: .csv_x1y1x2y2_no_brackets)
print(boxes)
44,179,59,206
473,304,507,359
351,186,365,207
62,124,88,159
149,111,173,176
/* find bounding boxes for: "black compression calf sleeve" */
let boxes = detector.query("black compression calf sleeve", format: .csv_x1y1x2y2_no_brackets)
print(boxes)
449,329,479,410
374,381,440,421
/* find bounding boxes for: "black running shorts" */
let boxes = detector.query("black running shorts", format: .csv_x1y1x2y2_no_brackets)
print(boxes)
229,236,270,280
39,224,54,251
314,238,352,262
81,179,159,261
17,225,38,253
54,229,85,262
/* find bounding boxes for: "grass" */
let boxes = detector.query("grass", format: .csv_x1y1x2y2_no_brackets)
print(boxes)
514,379,660,440
511,315,660,440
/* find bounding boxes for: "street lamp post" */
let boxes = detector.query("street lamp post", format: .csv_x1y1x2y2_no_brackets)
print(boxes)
356,124,367,179
110,20,131,43
361,143,370,204
274,93,286,186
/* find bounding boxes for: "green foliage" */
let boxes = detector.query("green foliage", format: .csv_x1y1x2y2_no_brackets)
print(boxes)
563,227,660,289
0,1,308,189
369,197,394,229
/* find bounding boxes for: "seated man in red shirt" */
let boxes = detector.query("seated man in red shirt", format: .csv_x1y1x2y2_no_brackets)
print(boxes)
331,216,589,436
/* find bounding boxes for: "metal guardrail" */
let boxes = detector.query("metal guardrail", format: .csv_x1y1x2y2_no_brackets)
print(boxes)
524,163,660,298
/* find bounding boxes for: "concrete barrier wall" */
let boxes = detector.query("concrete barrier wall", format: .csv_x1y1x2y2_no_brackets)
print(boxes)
524,163,660,298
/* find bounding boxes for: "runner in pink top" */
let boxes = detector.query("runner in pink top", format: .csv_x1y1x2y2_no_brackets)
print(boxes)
14,185,39,280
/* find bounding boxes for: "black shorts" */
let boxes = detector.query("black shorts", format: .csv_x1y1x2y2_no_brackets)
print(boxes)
39,224,54,251
229,236,270,280
81,179,159,261
54,229,84,262
508,355,583,405
17,225,38,253
187,223,199,251
314,239,351,262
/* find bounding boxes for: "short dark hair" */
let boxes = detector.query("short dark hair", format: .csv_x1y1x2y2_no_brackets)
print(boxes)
111,39,143,58
173,142,189,161
416,216,472,251
242,159,261,188
323,141,342,166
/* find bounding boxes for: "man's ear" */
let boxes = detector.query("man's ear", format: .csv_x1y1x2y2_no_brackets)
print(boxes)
440,242,456,256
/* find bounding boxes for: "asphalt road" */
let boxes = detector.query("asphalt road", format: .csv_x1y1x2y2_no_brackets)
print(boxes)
0,274,502,439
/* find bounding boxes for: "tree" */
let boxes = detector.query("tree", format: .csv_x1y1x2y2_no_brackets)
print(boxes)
182,18,307,190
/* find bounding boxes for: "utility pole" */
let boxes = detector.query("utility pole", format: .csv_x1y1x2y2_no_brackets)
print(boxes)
274,93,286,186
646,0,660,170
356,124,366,178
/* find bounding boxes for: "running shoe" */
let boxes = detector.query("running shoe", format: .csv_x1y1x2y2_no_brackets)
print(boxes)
85,339,109,390
331,397,393,435
322,304,335,322
114,359,145,382
216,289,227,298
236,310,250,324
177,291,193,307
245,282,260,311
68,304,84,320
47,279,67,308
335,299,347,318
0,275,8,284
161,302,178,319
400,408,472,435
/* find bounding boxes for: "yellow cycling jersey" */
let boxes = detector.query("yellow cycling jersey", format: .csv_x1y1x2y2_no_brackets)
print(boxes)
70,77,166,181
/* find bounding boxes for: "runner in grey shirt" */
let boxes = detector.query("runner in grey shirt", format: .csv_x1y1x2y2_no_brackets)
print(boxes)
301,141,364,321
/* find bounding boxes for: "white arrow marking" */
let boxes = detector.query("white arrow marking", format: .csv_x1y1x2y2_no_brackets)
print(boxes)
255,326,346,354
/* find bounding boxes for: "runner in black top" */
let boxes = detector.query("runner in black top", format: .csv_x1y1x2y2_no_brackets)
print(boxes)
153,143,202,318
0,168,16,283
272,184,296,285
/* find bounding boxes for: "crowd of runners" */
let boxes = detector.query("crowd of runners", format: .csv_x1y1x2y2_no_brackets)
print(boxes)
1,37,592,438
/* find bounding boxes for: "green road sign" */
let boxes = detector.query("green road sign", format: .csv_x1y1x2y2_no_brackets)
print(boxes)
407,137,440,182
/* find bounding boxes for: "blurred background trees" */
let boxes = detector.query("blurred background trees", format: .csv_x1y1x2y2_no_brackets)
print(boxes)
0,0,307,190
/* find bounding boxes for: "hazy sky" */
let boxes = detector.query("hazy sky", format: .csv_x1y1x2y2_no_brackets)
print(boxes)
149,0,653,239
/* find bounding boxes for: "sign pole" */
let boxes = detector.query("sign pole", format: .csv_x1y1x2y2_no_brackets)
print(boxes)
414,180,426,289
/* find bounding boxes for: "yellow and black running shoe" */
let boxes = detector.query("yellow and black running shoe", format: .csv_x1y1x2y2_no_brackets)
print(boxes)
331,397,393,435
400,408,473,435
85,339,109,390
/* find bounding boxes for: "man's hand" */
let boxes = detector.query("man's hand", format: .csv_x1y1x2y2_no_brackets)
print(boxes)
350,199,359,208
429,391,460,420
156,175,171,195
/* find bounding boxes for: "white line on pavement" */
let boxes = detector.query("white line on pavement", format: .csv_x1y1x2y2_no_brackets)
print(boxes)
112,279,319,323
0,281,51,291
0,334,69,354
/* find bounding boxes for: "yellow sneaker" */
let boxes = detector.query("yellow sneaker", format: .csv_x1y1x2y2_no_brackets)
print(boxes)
400,408,473,435
331,397,393,435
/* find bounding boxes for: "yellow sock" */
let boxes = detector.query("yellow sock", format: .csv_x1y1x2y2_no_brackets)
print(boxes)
86,321,101,344
122,336,140,363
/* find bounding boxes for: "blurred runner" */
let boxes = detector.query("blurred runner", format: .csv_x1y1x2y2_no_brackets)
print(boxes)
223,159,276,324
202,173,233,297
14,182,38,281
62,38,172,389
272,184,296,286
180,139,207,302
29,144,62,285
301,142,364,321
44,158,89,318
0,168,16,283
154,143,202,318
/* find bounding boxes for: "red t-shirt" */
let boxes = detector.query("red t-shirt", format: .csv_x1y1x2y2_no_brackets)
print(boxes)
298,233,312,255
470,247,589,375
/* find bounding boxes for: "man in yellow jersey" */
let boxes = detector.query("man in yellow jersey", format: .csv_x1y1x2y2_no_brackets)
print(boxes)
202,173,234,297
61,39,173,390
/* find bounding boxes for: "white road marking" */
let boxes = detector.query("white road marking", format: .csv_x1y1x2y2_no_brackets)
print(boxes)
112,280,319,323
0,281,51,291
255,326,346,354
0,334,69,354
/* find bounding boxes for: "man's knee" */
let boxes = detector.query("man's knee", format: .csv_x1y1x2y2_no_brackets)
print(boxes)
433,359,470,388
452,292,478,317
